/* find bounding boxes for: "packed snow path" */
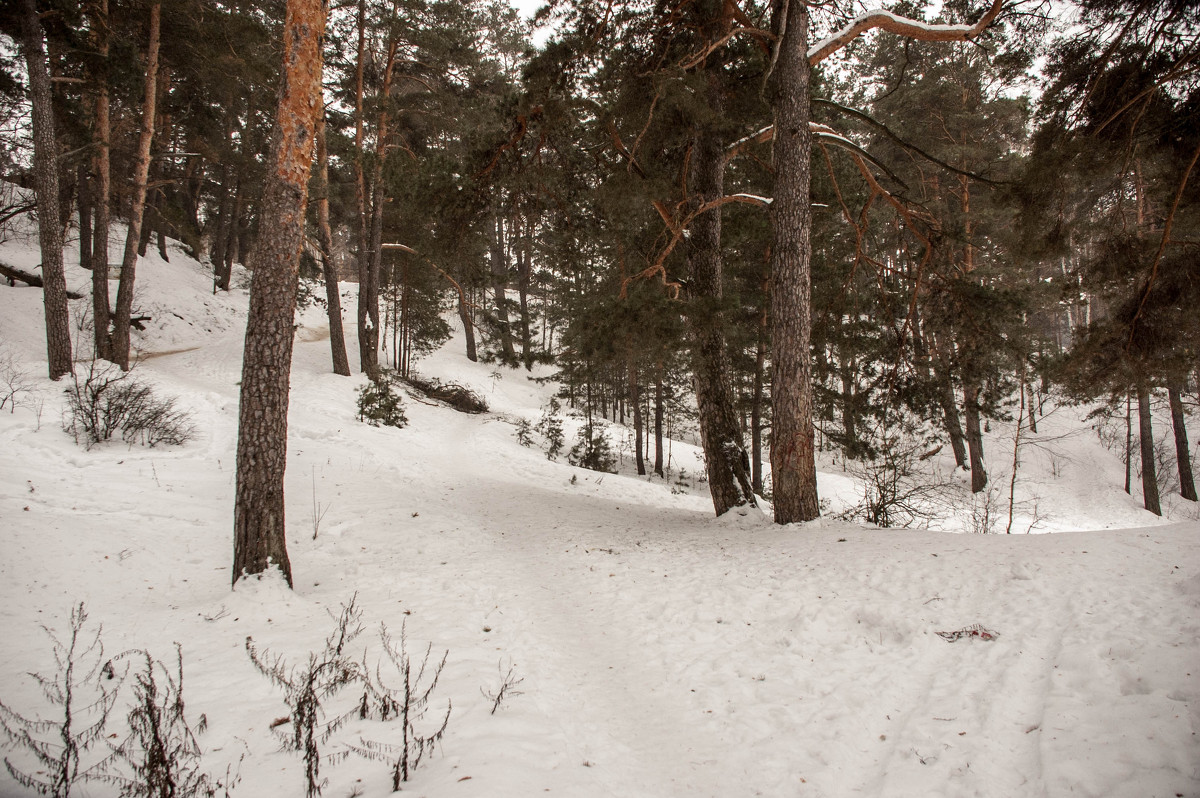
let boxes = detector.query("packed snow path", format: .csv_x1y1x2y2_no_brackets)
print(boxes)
1,241,1197,797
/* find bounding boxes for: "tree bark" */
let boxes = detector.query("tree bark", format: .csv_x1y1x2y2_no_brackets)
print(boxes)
233,0,328,588
459,294,477,361
654,358,665,478
517,216,533,369
768,0,819,522
111,1,161,371
685,79,755,516
936,365,968,468
1168,382,1196,501
21,0,73,380
77,163,92,272
964,382,987,493
90,0,112,360
1136,383,1162,515
314,107,351,376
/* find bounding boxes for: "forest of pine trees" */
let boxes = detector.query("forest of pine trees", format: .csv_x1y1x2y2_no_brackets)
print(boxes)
0,0,1195,582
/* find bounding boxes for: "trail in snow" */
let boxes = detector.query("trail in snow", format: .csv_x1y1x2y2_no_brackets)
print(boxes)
0,221,1197,798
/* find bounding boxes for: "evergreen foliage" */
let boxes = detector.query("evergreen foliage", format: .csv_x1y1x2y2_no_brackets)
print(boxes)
356,373,409,429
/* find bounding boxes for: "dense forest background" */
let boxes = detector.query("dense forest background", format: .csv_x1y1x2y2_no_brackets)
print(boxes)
1,0,1196,524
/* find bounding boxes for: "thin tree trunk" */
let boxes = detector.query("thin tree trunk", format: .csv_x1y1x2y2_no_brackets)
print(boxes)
751,302,766,495
1125,391,1133,494
353,0,373,377
77,163,92,272
1168,382,1197,501
937,367,968,468
234,0,327,588
630,347,645,476
1005,372,1025,534
314,107,350,376
459,294,477,361
112,2,161,371
964,382,988,493
1136,383,1162,516
518,217,533,369
686,86,755,516
21,0,72,380
489,210,516,363
768,0,819,522
355,6,397,381
654,359,665,478
90,0,112,360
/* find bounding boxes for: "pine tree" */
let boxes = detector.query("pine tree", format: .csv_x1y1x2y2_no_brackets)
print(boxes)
233,0,328,588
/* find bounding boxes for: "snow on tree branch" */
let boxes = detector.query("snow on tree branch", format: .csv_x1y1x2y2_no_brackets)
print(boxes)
807,0,1004,65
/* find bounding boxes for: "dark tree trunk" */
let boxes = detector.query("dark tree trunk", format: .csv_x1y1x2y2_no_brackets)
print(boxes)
654,359,665,478
630,348,645,476
1136,383,1162,515
77,163,92,272
354,3,395,381
937,368,968,468
233,0,327,588
964,383,988,493
768,0,819,522
91,0,113,360
112,2,161,371
1168,382,1196,502
686,83,755,516
21,0,73,380
518,217,533,369
1125,391,1133,494
314,107,351,376
490,210,516,363
459,294,477,362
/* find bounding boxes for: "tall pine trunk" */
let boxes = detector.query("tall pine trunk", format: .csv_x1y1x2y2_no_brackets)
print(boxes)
21,0,72,380
233,0,327,588
90,0,113,360
686,79,755,516
654,359,665,478
112,2,161,371
1136,383,1162,515
352,0,376,378
314,107,351,376
629,346,645,476
90,0,112,357
1168,382,1196,502
517,217,533,369
768,0,819,522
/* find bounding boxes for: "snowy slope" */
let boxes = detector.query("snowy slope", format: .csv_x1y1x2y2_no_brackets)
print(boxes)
0,218,1197,798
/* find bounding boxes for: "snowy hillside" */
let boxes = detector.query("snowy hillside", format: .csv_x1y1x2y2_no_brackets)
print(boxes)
0,219,1197,798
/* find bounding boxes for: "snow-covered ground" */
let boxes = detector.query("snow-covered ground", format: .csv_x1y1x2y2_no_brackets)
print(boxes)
1,218,1197,798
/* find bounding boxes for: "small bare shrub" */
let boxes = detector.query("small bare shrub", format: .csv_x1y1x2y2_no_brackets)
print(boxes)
0,603,120,797
349,620,450,790
838,423,947,528
481,659,524,715
247,597,364,798
106,646,236,798
63,360,193,450
962,484,1004,534
0,346,38,413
